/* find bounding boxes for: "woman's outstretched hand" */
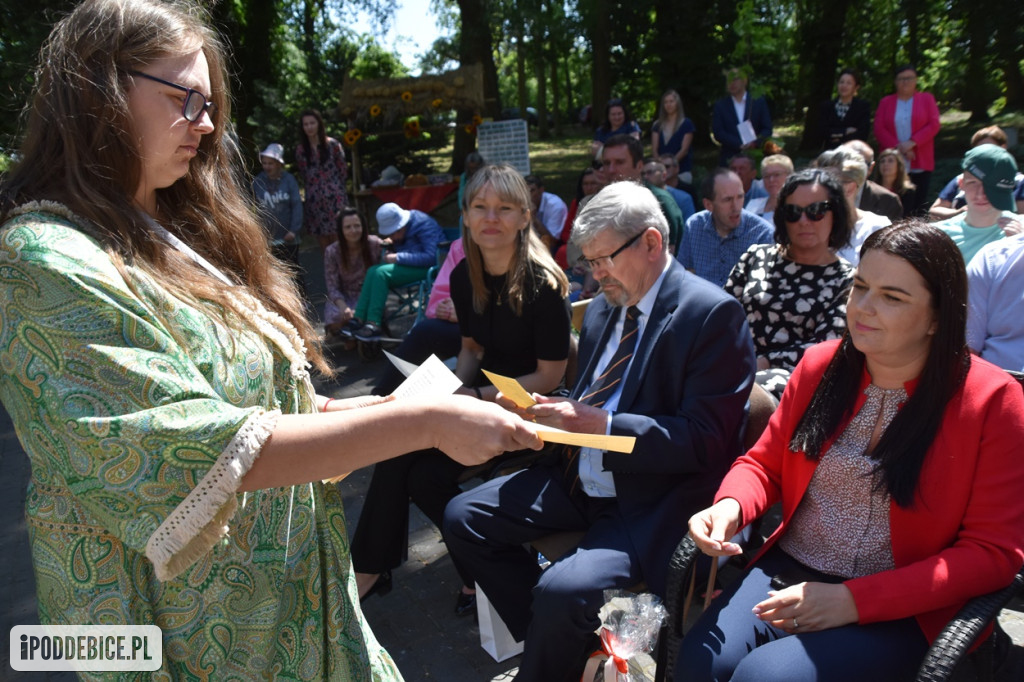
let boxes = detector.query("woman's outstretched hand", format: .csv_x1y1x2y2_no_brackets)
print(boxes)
432,395,543,465
688,499,744,557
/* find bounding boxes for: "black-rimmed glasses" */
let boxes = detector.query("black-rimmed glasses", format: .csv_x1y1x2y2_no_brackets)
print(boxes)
128,70,215,123
577,230,644,271
781,201,832,223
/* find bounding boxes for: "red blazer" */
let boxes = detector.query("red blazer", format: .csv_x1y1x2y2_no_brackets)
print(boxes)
717,340,1024,644
874,92,941,172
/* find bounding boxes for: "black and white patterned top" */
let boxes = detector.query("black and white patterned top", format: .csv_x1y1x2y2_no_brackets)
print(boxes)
725,243,854,372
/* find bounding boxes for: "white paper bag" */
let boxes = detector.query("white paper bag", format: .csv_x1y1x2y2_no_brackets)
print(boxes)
476,583,524,662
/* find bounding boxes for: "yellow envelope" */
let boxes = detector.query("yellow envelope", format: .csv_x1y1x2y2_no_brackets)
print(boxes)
482,369,537,408
533,425,636,453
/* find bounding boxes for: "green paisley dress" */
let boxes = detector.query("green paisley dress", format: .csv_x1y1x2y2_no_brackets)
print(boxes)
0,204,402,681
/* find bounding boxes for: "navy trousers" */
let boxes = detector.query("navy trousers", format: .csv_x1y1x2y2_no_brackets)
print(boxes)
443,464,644,682
674,546,930,682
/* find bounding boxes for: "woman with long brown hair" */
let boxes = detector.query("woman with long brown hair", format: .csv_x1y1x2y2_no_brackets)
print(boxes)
296,107,349,250
0,1,539,677
323,207,383,337
873,147,917,218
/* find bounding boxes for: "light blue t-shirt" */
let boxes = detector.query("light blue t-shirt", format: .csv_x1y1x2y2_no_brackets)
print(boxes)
966,233,1024,371
935,211,1015,265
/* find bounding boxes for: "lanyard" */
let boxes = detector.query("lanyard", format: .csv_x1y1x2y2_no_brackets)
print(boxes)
142,214,234,286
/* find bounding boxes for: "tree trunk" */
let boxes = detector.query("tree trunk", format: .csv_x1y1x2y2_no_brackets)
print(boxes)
651,0,739,147
796,0,853,152
516,28,528,124
453,0,503,173
992,2,1024,108
550,58,562,135
536,54,549,139
563,53,575,118
961,0,990,123
589,0,611,131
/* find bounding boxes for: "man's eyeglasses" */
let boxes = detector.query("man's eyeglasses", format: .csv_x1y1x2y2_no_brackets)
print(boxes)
577,230,644,271
781,201,832,223
129,70,215,123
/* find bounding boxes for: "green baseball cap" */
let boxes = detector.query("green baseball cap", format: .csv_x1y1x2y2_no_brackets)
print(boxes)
962,144,1018,212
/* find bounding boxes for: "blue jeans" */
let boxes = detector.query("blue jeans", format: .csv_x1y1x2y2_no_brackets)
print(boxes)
674,546,929,682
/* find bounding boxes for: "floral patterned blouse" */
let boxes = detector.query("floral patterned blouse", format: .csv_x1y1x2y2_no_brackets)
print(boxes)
324,235,384,307
726,243,854,372
0,204,401,681
296,137,349,237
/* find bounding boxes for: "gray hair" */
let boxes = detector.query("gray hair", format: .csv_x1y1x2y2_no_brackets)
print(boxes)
816,147,868,188
571,181,668,250
841,140,875,167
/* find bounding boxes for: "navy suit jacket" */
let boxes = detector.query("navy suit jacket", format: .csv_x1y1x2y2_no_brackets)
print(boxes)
570,259,755,595
712,94,773,166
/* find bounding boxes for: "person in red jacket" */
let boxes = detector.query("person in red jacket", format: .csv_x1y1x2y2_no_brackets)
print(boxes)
676,220,1024,682
874,64,941,216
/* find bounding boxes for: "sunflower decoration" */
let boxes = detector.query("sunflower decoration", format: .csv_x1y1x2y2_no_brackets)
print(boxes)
343,128,362,147
472,114,483,126
463,123,477,136
404,117,421,139
401,91,413,103
431,98,443,108
369,104,382,118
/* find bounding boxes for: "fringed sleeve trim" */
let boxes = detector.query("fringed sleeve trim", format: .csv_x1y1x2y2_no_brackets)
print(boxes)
145,409,281,581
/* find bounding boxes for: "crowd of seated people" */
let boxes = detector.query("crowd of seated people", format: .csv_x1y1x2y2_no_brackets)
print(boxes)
269,65,1024,682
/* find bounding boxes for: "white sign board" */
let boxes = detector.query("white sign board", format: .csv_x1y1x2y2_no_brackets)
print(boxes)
477,119,530,175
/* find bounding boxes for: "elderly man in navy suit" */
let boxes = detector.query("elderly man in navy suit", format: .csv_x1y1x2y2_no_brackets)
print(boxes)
443,181,756,681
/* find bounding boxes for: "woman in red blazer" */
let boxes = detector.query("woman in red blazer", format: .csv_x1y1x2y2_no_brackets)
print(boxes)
874,64,941,215
676,221,1024,682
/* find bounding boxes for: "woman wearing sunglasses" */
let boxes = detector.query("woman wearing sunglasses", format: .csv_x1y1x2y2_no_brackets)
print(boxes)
677,221,1024,681
725,169,854,400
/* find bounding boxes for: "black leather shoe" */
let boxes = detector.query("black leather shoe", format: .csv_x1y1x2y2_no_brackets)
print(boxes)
359,571,392,602
454,591,476,617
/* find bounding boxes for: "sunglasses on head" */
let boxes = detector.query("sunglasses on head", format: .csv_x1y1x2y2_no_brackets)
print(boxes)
782,201,832,223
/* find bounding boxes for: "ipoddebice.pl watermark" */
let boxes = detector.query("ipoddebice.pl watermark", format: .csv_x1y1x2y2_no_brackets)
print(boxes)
10,625,162,672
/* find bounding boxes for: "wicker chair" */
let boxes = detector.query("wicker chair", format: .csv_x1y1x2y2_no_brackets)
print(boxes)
915,371,1024,681
915,570,1024,681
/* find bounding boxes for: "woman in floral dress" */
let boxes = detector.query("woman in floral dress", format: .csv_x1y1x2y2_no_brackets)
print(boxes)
0,1,540,679
297,108,349,251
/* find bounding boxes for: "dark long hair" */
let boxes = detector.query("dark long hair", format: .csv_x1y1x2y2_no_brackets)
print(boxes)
789,221,970,507
298,108,328,164
335,207,373,270
773,168,852,251
600,98,633,132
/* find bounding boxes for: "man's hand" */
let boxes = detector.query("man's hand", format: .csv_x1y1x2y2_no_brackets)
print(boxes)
999,215,1023,236
284,231,297,243
383,252,399,264
521,394,608,434
752,582,859,634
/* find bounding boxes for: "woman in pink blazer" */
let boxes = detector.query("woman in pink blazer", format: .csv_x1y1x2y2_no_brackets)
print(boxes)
676,221,1024,682
874,64,941,215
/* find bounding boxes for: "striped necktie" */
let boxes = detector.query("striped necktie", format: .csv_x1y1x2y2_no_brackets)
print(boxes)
580,305,641,407
565,305,641,493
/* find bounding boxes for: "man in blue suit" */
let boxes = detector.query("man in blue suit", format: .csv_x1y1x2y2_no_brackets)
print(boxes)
712,67,773,167
443,181,756,681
